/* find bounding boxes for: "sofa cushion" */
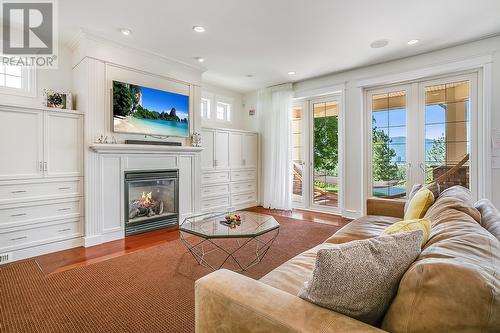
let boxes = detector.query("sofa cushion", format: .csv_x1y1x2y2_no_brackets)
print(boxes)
437,185,475,206
475,199,500,241
404,187,434,220
382,187,500,333
324,215,399,244
299,231,423,326
259,243,336,295
382,218,431,247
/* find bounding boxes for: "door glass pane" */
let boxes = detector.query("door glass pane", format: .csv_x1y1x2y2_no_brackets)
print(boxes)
292,106,303,199
313,101,338,207
371,91,407,198
424,80,470,190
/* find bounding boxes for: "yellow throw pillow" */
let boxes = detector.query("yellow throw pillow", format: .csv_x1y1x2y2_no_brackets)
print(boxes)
383,218,431,247
404,188,434,220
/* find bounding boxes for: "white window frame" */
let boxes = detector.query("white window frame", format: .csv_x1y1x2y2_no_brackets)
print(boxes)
0,65,36,97
216,101,231,122
201,97,211,119
362,64,488,214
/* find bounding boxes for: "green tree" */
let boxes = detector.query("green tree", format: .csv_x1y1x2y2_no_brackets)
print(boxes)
428,135,446,163
313,115,338,175
372,118,399,181
113,82,133,117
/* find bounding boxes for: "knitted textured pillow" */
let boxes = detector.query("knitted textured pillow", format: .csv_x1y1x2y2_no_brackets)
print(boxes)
299,231,423,325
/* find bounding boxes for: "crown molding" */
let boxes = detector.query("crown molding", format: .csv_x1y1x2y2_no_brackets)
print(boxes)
68,29,206,74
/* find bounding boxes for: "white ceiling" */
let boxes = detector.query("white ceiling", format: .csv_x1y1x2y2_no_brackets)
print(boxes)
60,0,500,93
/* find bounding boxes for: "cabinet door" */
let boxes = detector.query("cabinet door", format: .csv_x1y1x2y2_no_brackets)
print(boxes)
44,112,83,178
228,132,243,168
242,133,258,168
215,131,229,169
201,129,215,170
0,108,44,180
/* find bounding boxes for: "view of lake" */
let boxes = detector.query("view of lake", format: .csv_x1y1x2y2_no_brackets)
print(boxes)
390,137,436,162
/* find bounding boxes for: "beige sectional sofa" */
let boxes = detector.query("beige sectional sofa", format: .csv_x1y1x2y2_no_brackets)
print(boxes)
195,186,500,332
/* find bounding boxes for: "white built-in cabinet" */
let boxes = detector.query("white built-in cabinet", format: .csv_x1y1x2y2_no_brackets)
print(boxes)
200,127,258,212
0,105,84,262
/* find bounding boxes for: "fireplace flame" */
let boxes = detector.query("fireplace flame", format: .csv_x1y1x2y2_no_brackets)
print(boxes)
141,191,153,205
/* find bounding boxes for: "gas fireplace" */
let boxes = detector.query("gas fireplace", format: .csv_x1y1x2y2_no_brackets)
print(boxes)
124,170,179,236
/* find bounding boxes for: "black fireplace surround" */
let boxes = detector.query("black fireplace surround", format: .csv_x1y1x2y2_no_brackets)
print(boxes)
124,170,179,236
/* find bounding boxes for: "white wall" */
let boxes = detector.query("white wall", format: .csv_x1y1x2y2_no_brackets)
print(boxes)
0,43,73,107
201,82,256,131
251,36,500,217
242,90,261,133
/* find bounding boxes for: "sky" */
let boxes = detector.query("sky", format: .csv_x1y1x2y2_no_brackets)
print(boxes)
140,86,189,120
373,103,469,141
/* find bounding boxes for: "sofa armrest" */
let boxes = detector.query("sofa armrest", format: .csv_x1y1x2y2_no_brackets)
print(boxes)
195,269,386,333
366,198,405,218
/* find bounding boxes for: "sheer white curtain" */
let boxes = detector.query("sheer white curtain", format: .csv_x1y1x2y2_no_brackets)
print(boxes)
258,84,293,210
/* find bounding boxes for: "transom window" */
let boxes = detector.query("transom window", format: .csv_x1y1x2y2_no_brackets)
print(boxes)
216,102,231,121
0,65,23,89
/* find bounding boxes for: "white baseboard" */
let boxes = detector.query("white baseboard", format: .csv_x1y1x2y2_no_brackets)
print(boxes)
6,237,84,263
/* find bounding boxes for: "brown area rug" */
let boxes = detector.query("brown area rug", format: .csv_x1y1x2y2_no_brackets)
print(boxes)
0,216,341,333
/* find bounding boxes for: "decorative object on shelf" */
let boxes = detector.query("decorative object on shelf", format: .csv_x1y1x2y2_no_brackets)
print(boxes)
191,132,201,147
249,109,256,116
96,134,108,144
43,89,73,110
110,136,117,144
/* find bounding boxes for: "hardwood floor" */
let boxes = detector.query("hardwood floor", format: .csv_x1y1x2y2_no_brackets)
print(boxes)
32,207,350,275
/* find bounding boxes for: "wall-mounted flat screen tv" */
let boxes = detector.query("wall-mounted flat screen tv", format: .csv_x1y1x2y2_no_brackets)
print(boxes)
112,80,189,137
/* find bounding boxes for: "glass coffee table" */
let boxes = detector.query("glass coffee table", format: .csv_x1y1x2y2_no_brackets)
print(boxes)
179,211,280,271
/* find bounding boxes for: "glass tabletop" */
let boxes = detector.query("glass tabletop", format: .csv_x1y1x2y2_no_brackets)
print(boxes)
180,211,280,239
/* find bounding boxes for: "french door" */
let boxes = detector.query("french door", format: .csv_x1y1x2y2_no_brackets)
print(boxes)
292,95,343,214
366,72,478,199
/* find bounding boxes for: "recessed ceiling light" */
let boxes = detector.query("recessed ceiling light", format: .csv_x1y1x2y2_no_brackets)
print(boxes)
120,28,132,36
195,57,205,63
370,39,389,48
192,26,206,33
407,39,420,45
287,71,296,75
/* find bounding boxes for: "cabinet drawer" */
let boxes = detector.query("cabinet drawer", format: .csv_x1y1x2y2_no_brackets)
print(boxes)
0,198,82,227
202,171,230,184
230,181,256,194
232,192,257,206
201,196,230,212
201,184,230,198
0,179,82,204
0,219,81,251
231,170,256,182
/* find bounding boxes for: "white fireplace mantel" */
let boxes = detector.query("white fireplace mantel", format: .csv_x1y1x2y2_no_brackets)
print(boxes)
90,143,204,154
84,143,202,247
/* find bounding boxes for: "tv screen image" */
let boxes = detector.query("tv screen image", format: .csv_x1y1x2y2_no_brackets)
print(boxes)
112,80,189,137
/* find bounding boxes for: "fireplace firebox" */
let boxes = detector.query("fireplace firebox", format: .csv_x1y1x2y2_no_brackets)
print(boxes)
124,170,179,236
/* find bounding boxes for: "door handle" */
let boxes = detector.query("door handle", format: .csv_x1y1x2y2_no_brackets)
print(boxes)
418,163,426,175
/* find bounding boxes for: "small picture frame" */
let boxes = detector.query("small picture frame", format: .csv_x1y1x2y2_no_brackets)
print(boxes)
43,89,73,110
